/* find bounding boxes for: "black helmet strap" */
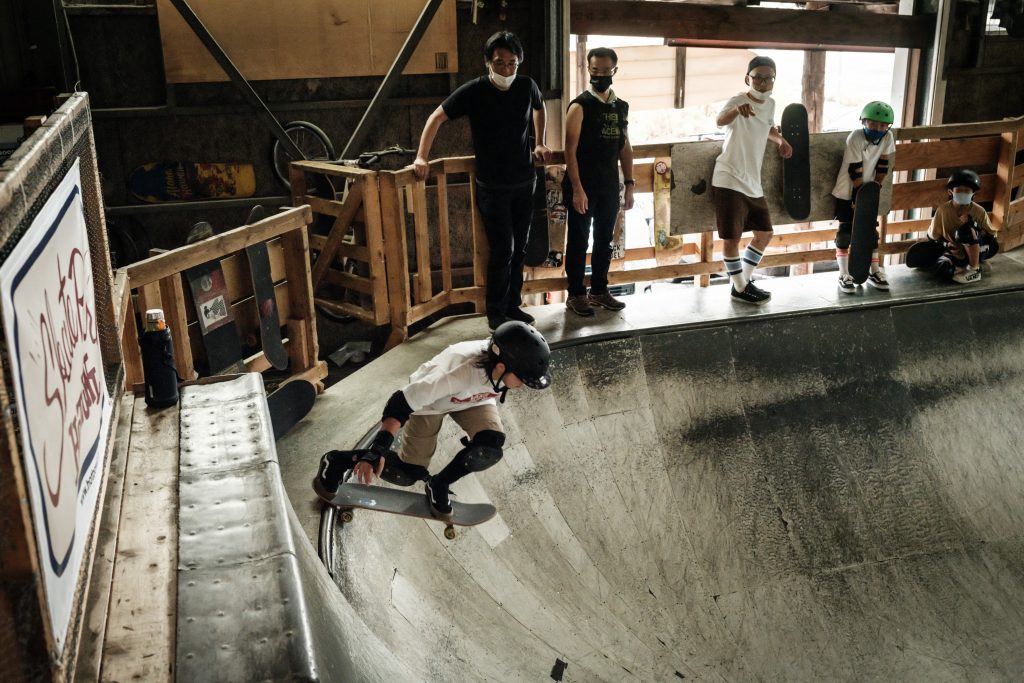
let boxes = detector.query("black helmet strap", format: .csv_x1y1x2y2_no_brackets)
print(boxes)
489,368,510,404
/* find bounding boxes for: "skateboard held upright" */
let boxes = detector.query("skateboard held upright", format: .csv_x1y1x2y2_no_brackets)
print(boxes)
184,222,247,375
781,104,810,221
848,181,881,284
244,206,288,371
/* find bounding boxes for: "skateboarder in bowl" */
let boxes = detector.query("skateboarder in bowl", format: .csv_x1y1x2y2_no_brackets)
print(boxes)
832,101,896,294
314,321,552,516
712,56,793,305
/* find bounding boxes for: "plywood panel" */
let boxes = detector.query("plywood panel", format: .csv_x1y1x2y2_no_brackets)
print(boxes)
670,131,894,234
157,0,458,84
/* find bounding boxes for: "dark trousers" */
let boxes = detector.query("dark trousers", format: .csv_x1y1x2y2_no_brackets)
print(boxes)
475,180,535,318
564,180,619,297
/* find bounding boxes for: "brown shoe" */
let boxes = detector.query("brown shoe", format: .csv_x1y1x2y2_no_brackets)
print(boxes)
565,295,595,317
588,291,626,311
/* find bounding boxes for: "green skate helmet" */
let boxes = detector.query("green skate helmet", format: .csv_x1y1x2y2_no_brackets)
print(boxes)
860,101,895,125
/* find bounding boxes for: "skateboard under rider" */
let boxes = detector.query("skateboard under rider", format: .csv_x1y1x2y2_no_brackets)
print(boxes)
314,475,496,540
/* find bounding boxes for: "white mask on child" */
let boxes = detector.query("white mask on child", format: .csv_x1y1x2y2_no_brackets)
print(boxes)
748,87,772,100
489,70,516,89
952,190,974,206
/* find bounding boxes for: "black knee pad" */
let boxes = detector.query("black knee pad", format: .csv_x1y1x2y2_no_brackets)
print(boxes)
955,223,979,245
835,224,852,250
455,430,505,473
980,233,999,260
379,451,429,487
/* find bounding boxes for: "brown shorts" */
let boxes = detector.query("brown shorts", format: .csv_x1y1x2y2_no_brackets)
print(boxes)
712,185,774,240
399,404,504,467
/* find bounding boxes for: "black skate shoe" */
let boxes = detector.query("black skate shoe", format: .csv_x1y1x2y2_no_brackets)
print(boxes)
425,477,453,517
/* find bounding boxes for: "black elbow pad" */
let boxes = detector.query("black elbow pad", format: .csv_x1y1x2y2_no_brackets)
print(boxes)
382,390,414,425
876,159,889,175
848,162,863,181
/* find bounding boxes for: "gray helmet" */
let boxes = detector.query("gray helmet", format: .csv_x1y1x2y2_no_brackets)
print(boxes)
947,169,981,192
489,321,551,389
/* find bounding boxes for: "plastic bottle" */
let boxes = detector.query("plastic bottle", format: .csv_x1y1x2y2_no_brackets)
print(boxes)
140,308,179,409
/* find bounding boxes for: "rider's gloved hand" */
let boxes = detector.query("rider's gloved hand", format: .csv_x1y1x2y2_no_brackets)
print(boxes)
353,430,392,484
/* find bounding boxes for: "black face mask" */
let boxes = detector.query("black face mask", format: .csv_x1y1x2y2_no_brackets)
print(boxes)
590,76,613,93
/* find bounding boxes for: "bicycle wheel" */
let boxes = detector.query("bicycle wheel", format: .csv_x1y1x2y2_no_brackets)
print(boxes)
272,121,336,189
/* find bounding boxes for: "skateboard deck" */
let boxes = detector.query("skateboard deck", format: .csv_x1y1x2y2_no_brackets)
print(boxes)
849,181,881,284
268,379,316,440
244,206,288,371
184,222,246,375
524,167,550,267
611,170,627,261
543,165,567,268
317,480,497,539
130,162,255,203
781,104,810,221
905,239,945,269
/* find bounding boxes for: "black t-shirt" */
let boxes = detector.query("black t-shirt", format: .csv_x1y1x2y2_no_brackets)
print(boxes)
570,91,628,187
442,75,543,187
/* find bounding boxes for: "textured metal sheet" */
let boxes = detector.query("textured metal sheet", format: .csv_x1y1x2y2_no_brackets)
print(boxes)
177,374,317,682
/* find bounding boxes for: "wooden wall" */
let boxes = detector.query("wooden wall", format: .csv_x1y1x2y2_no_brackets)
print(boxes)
156,0,459,83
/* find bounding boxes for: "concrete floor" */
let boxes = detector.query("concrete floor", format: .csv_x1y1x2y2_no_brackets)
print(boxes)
277,254,1024,681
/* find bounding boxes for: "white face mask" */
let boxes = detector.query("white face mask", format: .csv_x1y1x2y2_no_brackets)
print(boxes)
748,87,772,99
952,190,974,206
489,69,516,89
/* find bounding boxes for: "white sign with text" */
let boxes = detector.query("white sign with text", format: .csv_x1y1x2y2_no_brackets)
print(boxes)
0,159,111,654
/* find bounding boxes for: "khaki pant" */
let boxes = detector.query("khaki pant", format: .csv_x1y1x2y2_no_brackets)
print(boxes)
399,404,504,467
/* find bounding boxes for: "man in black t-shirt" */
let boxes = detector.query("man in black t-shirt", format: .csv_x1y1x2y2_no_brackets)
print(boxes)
563,47,634,317
413,31,550,331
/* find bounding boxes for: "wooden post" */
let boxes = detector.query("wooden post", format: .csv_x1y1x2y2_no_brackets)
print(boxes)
360,173,391,326
280,224,319,373
576,35,588,95
699,231,714,287
412,180,432,304
468,173,488,313
436,174,453,293
993,127,1019,231
158,273,195,381
380,174,411,349
674,47,686,109
310,181,364,289
795,42,826,275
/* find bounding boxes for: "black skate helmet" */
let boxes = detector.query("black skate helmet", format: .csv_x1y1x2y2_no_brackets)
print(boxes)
947,169,981,192
489,321,552,389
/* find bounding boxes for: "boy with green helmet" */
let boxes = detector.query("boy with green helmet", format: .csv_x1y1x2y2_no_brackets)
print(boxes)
831,100,896,294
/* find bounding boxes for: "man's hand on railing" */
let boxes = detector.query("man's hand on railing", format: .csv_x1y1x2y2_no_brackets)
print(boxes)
413,156,429,180
534,144,552,165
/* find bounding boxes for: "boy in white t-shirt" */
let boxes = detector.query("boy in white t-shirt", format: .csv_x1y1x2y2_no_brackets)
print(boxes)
831,101,897,293
313,321,552,517
712,56,793,305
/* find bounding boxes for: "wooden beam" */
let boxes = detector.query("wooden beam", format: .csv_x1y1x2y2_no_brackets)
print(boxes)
126,206,311,288
893,136,1002,171
571,0,935,50
802,48,825,133
674,46,686,109
101,399,178,682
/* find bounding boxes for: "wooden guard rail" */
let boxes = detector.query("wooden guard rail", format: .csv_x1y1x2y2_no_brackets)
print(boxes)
117,205,326,389
291,117,1024,348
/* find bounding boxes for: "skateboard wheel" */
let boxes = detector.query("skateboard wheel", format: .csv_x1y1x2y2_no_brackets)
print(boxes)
443,525,456,540
340,509,354,523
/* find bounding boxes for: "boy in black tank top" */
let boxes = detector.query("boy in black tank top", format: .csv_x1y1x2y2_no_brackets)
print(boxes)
563,47,634,317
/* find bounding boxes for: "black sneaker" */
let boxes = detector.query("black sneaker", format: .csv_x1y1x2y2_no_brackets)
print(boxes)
731,281,771,305
425,478,453,517
312,450,349,499
505,307,535,325
487,313,509,331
